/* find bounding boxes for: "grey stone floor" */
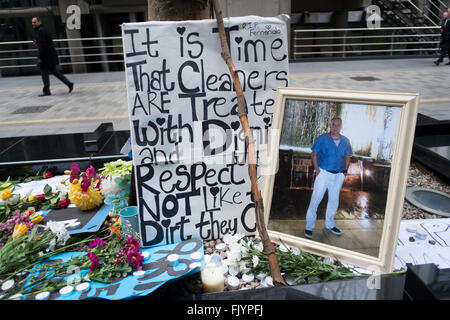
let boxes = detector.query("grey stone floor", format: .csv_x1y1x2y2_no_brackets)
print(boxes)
0,57,448,138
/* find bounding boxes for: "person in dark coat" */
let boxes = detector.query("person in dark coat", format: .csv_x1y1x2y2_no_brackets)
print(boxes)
435,11,450,66
32,16,74,96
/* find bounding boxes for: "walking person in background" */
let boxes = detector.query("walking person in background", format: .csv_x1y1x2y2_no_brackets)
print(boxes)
434,11,450,66
32,16,74,96
304,117,352,239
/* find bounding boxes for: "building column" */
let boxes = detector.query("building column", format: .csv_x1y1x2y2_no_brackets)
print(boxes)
58,0,87,73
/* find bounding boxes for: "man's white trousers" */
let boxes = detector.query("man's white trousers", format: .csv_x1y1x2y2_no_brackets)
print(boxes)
305,169,345,231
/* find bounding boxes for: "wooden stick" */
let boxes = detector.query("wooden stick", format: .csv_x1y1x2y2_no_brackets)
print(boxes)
211,0,286,287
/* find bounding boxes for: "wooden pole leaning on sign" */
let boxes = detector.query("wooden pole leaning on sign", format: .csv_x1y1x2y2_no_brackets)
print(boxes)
211,0,286,287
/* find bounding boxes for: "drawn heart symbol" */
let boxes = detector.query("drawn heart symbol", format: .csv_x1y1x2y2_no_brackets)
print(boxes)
263,116,271,125
177,27,186,35
235,37,243,44
156,117,165,126
231,121,240,130
210,187,219,196
161,219,171,228
265,25,271,30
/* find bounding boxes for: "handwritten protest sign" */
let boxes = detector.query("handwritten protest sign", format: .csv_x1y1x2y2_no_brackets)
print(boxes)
122,16,289,247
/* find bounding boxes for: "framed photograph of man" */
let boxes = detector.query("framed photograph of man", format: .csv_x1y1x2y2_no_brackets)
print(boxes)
262,88,419,272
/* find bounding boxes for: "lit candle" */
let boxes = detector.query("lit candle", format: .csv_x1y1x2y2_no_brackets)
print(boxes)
201,254,224,293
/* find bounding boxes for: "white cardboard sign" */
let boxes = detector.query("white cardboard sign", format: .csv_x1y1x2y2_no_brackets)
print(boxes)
122,16,289,247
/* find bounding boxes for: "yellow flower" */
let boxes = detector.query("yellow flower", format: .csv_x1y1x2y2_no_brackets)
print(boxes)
60,179,66,184
12,224,27,239
64,170,72,175
72,179,79,184
31,214,44,224
28,195,35,203
68,182,103,211
1,189,12,200
0,182,12,188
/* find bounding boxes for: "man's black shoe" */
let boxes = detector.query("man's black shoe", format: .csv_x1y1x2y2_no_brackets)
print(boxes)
304,229,312,239
327,227,342,236
434,60,440,66
68,83,74,93
446,62,450,65
39,92,51,96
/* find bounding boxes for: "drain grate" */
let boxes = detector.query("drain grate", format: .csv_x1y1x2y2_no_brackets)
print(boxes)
11,105,52,114
350,76,381,81
405,187,450,217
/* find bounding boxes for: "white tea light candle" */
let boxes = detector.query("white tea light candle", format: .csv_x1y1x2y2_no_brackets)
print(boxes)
242,273,254,283
215,243,226,252
59,285,74,297
1,279,14,291
35,291,50,300
76,282,90,293
167,253,179,266
191,252,202,261
227,276,240,290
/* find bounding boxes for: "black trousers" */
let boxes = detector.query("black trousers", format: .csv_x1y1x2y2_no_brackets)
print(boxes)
40,64,72,94
437,41,450,63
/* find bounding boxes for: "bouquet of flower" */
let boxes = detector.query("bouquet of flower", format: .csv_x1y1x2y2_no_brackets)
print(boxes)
67,164,104,211
3,234,145,299
0,183,69,223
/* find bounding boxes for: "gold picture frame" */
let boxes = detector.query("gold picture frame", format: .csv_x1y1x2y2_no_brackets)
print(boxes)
262,87,419,272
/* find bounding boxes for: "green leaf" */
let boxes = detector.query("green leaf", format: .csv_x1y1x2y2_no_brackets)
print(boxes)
43,184,52,196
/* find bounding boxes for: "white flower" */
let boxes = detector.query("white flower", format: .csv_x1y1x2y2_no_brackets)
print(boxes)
226,242,243,267
252,255,259,268
254,241,263,252
46,221,70,248
56,184,68,197
100,178,119,197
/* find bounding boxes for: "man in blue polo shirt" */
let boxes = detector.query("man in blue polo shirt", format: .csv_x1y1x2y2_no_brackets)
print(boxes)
304,117,352,239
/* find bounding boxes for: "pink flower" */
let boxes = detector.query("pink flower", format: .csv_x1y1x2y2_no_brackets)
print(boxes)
69,163,81,183
58,198,69,208
44,171,53,179
89,238,107,249
125,248,144,270
80,175,91,194
125,235,140,249
87,252,100,272
86,165,96,178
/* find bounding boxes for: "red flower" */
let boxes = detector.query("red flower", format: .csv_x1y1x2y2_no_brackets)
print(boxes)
36,194,45,202
44,171,53,179
58,198,69,208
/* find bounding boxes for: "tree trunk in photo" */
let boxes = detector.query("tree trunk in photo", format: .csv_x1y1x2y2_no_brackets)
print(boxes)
148,0,211,21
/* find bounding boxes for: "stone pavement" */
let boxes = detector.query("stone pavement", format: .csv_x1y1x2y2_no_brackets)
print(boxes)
0,57,449,138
